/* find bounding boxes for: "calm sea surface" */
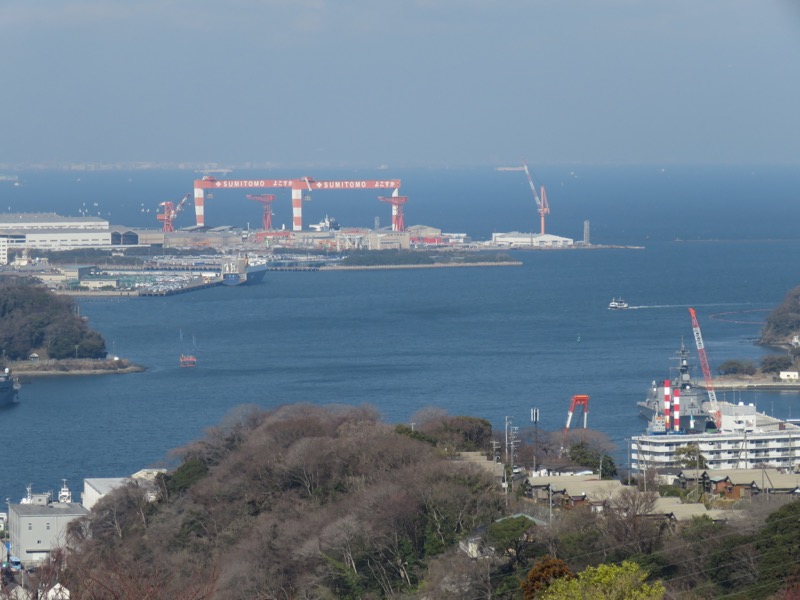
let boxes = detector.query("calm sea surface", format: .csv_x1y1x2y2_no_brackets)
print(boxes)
1,165,800,502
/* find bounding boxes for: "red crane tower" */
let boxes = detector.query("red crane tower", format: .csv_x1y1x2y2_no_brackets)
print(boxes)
156,194,191,233
246,194,276,231
378,193,408,232
688,307,722,429
522,159,550,235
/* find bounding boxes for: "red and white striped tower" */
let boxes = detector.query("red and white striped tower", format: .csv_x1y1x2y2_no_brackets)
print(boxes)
194,187,205,228
673,387,681,432
663,380,671,430
291,188,303,231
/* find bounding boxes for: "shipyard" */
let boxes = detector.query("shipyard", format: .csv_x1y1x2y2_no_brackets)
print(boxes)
0,165,638,296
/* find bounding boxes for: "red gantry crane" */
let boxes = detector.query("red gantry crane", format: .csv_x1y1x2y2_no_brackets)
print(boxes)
521,159,549,235
246,194,276,231
564,394,590,432
156,193,191,233
192,177,401,230
688,307,722,430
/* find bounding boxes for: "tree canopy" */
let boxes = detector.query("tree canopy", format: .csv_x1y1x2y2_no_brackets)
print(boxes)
540,561,665,600
0,278,106,360
65,404,505,599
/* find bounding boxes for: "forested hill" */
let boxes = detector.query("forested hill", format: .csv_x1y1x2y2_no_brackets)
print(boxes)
59,404,800,599
0,278,106,361
759,285,800,347
64,405,505,599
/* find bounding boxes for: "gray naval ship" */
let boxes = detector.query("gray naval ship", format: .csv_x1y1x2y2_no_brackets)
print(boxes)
637,342,714,433
0,367,20,407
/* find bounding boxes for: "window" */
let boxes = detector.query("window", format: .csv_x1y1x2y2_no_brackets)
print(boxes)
27,523,31,530
46,523,50,530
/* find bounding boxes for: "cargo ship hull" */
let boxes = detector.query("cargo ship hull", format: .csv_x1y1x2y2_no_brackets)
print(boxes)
221,268,267,286
220,257,267,286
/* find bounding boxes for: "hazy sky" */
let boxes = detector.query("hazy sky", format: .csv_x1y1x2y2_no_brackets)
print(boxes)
2,1,799,168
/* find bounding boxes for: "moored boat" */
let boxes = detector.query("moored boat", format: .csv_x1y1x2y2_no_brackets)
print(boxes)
637,342,714,433
180,354,197,368
221,255,267,286
0,368,21,407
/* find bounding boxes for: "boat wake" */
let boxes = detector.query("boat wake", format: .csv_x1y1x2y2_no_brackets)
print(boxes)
625,302,755,311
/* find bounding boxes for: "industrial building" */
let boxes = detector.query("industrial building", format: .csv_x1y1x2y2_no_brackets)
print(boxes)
490,232,573,248
7,483,88,566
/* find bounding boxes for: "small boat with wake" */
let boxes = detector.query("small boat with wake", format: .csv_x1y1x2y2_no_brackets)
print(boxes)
608,297,629,310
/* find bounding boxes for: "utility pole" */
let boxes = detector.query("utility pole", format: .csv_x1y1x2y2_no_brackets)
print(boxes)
504,416,511,466
627,439,631,485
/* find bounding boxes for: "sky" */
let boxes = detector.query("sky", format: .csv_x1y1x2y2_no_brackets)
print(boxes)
1,0,799,168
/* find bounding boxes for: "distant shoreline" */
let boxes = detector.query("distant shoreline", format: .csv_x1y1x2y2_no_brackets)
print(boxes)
700,374,800,392
320,261,523,271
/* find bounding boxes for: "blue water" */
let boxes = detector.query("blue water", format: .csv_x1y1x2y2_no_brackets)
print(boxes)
1,166,800,503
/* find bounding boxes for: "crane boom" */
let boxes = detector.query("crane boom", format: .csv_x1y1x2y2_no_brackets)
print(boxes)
521,159,550,235
688,307,721,429
156,193,191,232
521,160,543,212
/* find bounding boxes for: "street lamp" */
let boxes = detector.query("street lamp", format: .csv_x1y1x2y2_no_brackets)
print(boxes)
74,344,79,359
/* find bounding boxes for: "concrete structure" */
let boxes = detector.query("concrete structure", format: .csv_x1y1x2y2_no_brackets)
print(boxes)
366,230,411,250
164,230,242,250
82,478,128,511
7,485,88,566
82,469,165,511
0,237,7,265
490,232,573,248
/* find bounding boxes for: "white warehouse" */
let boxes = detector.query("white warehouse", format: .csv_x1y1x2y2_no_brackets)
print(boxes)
0,213,112,252
491,232,573,248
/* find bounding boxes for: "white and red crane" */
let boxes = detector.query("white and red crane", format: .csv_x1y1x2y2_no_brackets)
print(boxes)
156,193,191,233
521,159,549,235
688,307,722,430
246,194,276,231
378,191,408,232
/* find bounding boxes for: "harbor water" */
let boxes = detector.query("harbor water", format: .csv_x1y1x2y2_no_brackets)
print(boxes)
1,166,800,502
